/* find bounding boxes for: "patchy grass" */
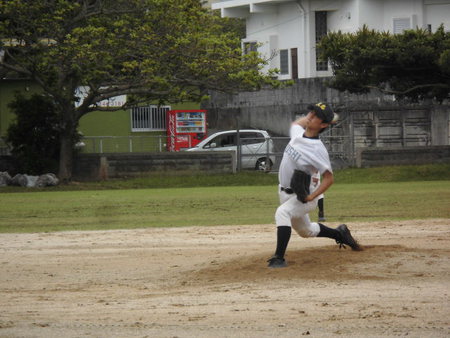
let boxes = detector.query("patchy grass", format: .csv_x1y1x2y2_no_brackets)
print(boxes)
0,180,449,233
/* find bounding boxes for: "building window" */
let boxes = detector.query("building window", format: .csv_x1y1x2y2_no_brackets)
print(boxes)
291,48,298,79
315,11,328,71
243,41,257,55
131,105,170,132
280,49,289,74
393,18,411,34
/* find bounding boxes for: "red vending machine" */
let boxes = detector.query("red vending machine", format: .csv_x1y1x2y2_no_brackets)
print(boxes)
167,110,207,151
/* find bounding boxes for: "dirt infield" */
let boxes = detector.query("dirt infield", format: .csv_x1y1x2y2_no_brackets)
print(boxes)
1,219,449,337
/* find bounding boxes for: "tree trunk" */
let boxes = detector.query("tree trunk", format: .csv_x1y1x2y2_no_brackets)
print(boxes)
59,132,74,183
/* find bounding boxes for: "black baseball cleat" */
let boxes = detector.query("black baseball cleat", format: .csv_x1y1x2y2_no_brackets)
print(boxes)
335,224,362,251
267,255,287,268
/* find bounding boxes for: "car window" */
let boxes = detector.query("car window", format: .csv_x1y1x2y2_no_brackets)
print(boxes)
240,132,265,145
207,133,237,148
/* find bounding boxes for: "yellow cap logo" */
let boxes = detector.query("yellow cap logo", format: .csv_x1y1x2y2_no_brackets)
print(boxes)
316,102,326,111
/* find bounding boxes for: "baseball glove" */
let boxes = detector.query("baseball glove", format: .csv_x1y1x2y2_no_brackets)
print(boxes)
290,169,311,203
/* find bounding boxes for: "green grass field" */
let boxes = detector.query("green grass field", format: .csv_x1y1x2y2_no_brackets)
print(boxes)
0,164,449,233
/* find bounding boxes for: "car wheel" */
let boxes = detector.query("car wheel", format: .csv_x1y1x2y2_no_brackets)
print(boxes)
255,157,273,171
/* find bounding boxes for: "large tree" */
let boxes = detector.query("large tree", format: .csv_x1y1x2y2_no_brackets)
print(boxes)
318,25,450,102
0,0,279,181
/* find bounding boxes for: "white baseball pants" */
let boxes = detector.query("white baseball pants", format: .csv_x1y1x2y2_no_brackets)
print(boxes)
275,186,321,238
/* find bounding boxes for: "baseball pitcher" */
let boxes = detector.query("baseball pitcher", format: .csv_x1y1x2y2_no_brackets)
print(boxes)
268,103,362,268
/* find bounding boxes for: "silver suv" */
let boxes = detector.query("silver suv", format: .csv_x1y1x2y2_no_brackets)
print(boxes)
186,129,275,171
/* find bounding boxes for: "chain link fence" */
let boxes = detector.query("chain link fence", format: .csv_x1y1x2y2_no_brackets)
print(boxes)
79,135,170,154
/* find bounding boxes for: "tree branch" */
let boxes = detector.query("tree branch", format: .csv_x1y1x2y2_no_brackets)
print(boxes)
68,0,143,29
0,60,32,77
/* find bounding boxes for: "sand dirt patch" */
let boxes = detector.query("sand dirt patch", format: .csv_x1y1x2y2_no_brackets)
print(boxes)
0,219,449,337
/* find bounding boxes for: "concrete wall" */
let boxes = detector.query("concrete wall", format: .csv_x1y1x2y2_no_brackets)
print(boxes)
357,145,450,167
202,77,450,168
203,78,449,140
72,152,236,181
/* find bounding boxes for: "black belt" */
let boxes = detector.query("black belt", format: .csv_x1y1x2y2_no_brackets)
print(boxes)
280,187,294,194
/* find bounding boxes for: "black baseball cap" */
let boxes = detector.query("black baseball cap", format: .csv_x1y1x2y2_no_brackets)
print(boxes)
307,102,338,124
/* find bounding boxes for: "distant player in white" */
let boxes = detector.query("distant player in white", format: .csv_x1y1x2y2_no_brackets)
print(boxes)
311,171,326,222
268,103,361,268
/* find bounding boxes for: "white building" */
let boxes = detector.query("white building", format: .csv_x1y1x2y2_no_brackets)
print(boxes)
202,0,215,8
212,0,450,80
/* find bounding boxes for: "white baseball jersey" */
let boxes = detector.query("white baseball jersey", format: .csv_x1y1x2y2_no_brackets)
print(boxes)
278,123,332,189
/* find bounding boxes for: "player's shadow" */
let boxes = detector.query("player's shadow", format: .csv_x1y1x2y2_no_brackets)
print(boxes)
188,244,441,284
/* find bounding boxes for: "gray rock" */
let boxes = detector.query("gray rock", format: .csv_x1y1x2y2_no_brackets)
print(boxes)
11,174,28,187
36,173,59,187
0,171,11,187
24,175,39,187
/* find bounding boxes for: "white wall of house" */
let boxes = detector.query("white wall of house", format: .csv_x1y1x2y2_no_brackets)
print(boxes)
381,0,423,32
213,0,450,79
424,0,450,31
245,12,278,72
325,0,357,33
359,0,384,30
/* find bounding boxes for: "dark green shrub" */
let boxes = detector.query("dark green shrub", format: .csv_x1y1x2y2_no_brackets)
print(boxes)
6,94,60,174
